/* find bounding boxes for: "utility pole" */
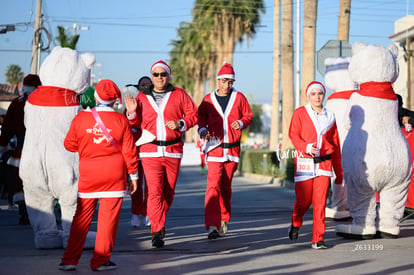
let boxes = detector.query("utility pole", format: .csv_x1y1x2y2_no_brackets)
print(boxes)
31,0,42,74
295,0,300,109
270,0,281,150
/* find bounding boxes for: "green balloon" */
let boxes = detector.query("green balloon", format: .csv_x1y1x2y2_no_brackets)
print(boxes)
80,86,96,108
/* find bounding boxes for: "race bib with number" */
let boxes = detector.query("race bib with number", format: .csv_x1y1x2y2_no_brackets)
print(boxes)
296,157,315,176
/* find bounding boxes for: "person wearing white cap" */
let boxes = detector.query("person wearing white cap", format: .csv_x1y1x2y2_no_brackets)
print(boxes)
0,74,41,224
197,62,253,240
287,81,343,249
60,79,139,271
125,60,198,248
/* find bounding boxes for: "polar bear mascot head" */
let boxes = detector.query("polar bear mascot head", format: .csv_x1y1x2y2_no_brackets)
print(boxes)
39,46,95,94
336,42,412,239
325,56,356,94
20,46,96,249
324,56,357,145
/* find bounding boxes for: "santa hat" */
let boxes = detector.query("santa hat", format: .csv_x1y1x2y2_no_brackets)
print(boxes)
150,60,172,80
306,81,326,97
94,79,122,105
23,74,41,87
217,62,235,80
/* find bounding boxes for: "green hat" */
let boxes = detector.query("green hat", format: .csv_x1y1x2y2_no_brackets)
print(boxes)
80,86,96,109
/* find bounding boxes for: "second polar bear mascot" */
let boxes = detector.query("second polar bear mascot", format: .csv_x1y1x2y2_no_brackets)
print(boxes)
324,56,356,220
336,42,412,239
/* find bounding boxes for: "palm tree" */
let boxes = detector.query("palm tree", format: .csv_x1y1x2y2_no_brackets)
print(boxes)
192,0,265,89
170,22,211,141
338,0,351,41
270,0,281,151
170,1,265,141
170,25,194,94
281,0,294,152
5,64,24,94
170,22,211,104
301,0,318,106
56,25,80,49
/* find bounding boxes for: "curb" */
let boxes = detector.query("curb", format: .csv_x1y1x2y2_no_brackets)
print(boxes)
240,173,295,189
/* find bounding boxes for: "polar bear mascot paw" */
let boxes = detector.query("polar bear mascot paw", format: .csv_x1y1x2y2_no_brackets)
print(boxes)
335,42,412,239
336,223,376,240
20,46,97,249
324,56,357,221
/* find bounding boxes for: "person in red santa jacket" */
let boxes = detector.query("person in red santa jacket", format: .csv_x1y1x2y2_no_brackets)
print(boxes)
197,62,253,239
127,76,152,228
60,79,138,272
401,118,414,213
0,74,41,224
288,81,343,249
124,60,197,248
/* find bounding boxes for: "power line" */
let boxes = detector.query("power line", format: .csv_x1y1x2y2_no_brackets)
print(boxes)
0,49,274,54
45,19,179,30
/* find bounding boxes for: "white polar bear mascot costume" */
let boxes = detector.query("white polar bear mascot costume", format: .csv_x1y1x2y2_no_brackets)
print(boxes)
324,57,356,220
336,42,412,239
20,46,96,249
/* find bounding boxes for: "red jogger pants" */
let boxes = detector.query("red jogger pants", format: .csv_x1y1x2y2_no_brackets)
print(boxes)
141,157,181,233
130,161,148,216
61,197,123,270
291,176,330,243
204,161,238,230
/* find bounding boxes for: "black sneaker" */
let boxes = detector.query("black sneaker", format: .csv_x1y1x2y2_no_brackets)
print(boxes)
208,226,220,239
93,260,117,271
288,225,300,241
19,215,30,225
311,241,328,249
59,263,76,271
159,227,166,239
152,232,165,248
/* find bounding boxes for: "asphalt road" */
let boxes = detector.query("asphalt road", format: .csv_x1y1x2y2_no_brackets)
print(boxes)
1,165,414,274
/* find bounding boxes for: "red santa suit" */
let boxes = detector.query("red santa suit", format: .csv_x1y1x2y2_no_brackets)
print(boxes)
0,94,27,198
402,127,414,209
128,83,197,236
0,74,41,224
129,126,147,218
0,75,41,198
289,102,343,244
61,80,138,270
196,139,206,170
197,88,253,231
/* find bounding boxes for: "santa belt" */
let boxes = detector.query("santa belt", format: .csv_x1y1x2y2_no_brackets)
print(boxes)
150,137,182,146
313,154,332,163
220,141,240,149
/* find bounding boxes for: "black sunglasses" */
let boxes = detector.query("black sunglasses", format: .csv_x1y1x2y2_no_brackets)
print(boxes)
153,72,168,77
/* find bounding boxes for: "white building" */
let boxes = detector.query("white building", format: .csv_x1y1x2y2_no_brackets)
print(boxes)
390,15,414,109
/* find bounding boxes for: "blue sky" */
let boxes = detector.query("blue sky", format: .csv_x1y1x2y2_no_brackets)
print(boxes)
0,0,412,105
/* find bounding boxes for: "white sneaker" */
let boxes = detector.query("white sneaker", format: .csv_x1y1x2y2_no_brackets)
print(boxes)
144,216,151,226
130,214,140,227
311,241,328,249
59,263,76,271
219,221,228,236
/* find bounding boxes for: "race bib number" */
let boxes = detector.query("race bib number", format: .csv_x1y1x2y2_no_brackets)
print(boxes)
296,158,314,176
